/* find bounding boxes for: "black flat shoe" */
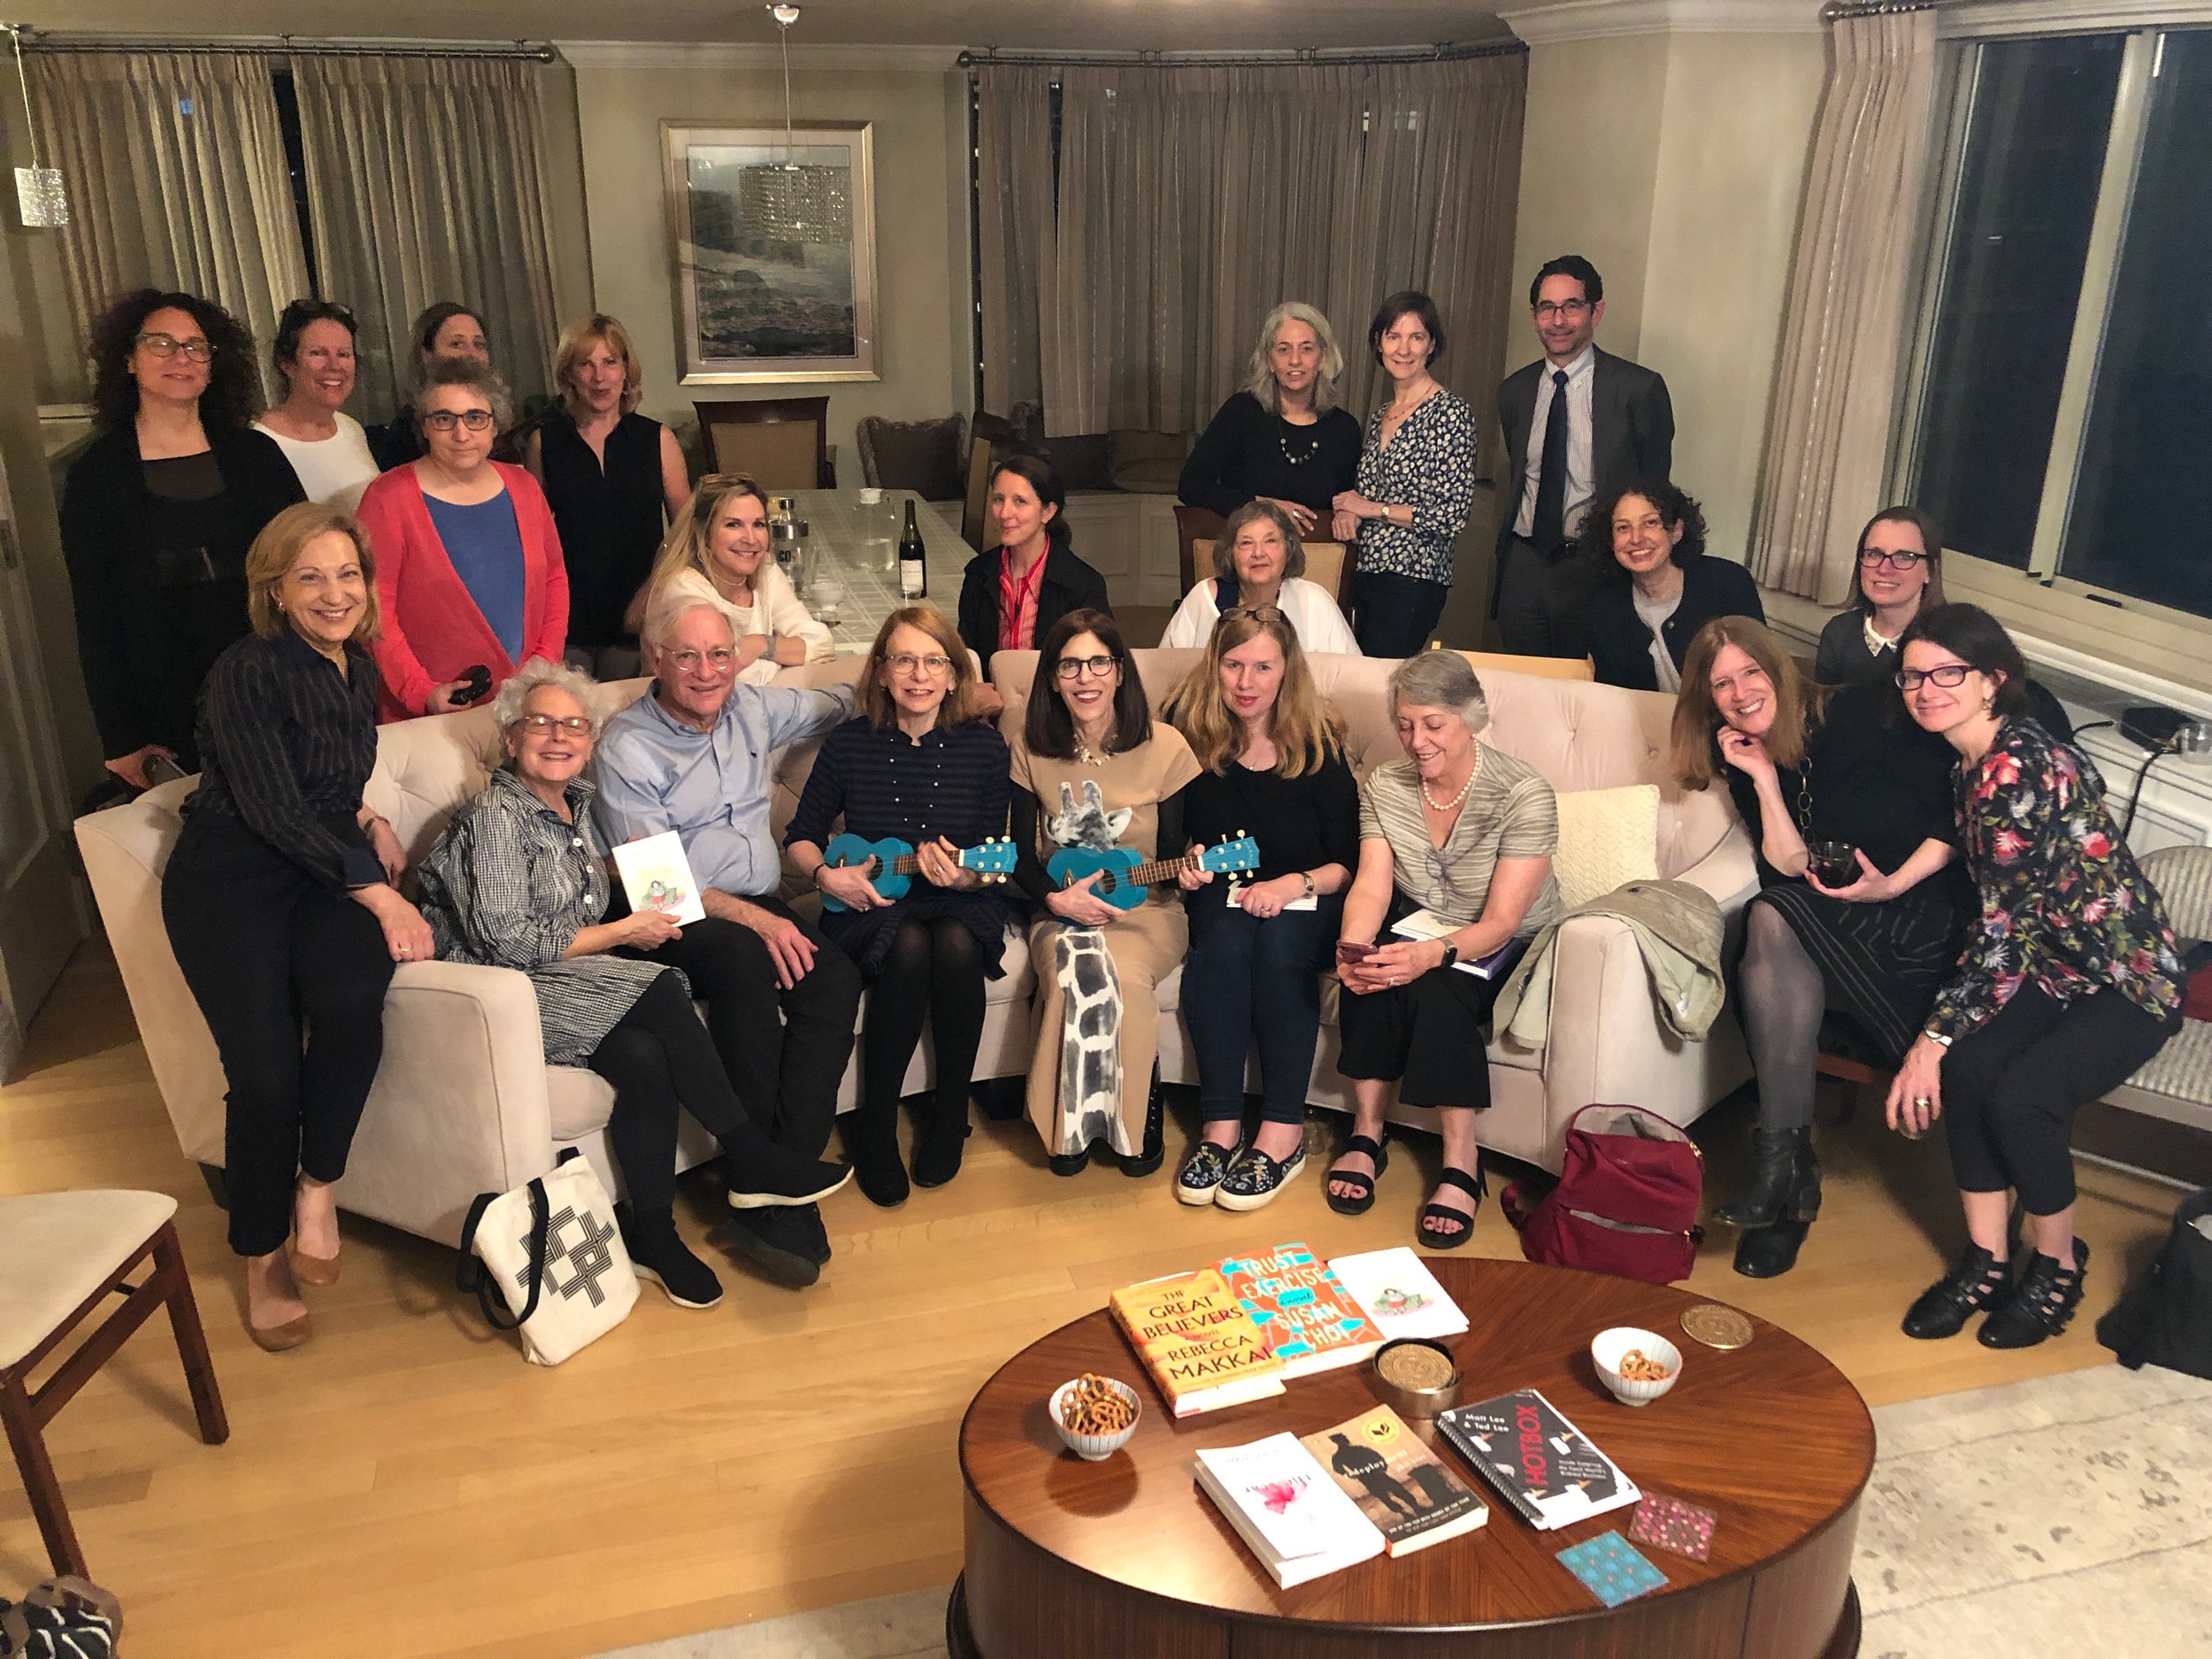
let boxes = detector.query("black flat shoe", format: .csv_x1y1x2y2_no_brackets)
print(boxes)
1733,1218,1809,1279
1048,1148,1091,1177
1177,1140,1239,1206
1978,1238,2090,1349
911,1105,971,1189
724,1207,821,1288
1901,1242,2013,1340
1215,1145,1306,1213
845,1118,910,1210
1325,1133,1390,1217
1417,1165,1485,1250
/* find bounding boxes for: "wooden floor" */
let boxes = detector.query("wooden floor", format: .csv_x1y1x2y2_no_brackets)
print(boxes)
0,942,2180,1656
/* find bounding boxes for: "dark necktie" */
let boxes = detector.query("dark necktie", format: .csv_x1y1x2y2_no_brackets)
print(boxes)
1532,368,1570,552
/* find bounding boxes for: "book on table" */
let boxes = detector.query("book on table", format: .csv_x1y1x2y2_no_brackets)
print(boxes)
1193,1433,1386,1588
1109,1268,1286,1417
1296,1406,1489,1557
1435,1388,1640,1532
1215,1243,1386,1379
1387,909,1525,978
611,830,707,926
1325,1247,1471,1342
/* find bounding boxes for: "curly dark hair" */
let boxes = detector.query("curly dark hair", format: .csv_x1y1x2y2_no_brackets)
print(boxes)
1576,477,1709,571
88,288,260,432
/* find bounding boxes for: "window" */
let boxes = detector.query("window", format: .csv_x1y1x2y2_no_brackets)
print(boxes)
1904,25,2212,659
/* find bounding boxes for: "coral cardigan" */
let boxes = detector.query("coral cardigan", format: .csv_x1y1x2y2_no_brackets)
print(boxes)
357,461,570,721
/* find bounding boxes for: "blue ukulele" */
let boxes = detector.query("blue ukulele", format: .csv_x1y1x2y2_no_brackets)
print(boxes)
818,833,1018,911
1047,834,1263,912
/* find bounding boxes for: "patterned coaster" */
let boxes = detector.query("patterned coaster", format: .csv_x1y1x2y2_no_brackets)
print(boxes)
1555,1530,1669,1608
1680,1303,1755,1350
1630,1492,1717,1562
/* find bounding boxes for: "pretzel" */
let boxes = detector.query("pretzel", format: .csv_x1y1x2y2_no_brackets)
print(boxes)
1060,1373,1136,1436
1617,1348,1672,1382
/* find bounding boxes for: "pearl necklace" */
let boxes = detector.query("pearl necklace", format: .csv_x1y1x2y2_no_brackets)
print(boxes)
1419,749,1479,813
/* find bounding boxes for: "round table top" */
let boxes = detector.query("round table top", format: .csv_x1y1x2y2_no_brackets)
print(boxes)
958,1256,1875,1633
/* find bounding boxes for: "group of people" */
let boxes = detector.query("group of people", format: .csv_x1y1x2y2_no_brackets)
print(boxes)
61,268,2183,1366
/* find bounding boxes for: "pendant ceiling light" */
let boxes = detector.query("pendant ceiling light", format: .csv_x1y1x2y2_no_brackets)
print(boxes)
8,27,67,228
736,4,851,244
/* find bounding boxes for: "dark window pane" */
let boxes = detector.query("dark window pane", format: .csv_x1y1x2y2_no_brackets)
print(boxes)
2060,30,2212,617
1913,35,2124,569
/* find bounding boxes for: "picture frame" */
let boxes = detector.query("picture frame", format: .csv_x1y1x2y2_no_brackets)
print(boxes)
660,119,879,385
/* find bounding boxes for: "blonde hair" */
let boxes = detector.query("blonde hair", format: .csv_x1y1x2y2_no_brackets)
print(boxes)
246,502,380,641
859,606,982,733
1165,608,1345,779
1242,301,1344,415
1671,617,1818,789
647,472,772,600
553,312,644,418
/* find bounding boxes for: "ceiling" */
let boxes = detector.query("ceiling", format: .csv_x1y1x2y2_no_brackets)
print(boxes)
10,1,1518,52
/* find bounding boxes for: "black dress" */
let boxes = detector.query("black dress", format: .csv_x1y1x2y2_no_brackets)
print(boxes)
536,411,670,649
1177,391,1363,521
1724,682,1970,1063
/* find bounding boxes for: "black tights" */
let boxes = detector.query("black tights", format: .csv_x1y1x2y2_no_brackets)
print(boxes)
863,918,987,1122
1740,900,1823,1133
588,971,749,1213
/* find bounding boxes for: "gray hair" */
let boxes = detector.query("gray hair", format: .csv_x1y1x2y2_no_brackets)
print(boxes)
1386,651,1489,736
411,356,514,431
641,567,741,652
1211,498,1308,583
1242,301,1345,415
490,657,609,739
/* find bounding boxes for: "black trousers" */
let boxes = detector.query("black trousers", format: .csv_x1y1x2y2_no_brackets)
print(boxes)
162,820,394,1257
588,970,749,1212
1495,535,1595,659
1351,571,1451,658
1335,961,1506,1110
1940,985,2179,1215
628,899,861,1161
860,916,987,1120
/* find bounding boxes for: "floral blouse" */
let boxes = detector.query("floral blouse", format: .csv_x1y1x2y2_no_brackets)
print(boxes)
1352,388,1479,585
1927,718,2184,1041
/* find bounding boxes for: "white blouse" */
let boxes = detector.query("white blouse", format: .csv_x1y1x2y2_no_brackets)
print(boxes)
727,562,837,685
253,411,380,513
1157,575,1360,655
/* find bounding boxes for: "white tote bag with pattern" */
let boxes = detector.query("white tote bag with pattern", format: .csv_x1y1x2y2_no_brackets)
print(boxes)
458,1148,639,1365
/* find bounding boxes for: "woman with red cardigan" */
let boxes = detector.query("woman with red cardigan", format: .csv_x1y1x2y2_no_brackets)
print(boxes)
356,358,567,720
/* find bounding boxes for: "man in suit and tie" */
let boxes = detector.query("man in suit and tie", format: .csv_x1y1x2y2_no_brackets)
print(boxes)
1492,255,1675,657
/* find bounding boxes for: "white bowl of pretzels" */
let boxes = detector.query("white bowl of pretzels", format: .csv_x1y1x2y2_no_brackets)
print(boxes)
1590,1327,1683,1407
1050,1372,1142,1460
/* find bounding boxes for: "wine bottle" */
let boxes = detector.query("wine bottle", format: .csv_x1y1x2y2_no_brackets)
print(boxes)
898,499,927,599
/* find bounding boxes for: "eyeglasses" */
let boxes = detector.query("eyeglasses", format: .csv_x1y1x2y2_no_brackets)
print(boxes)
887,652,954,676
424,409,495,433
668,647,736,674
1223,605,1286,625
513,713,593,735
1859,548,1927,570
1895,664,1972,692
1055,654,1119,680
135,332,213,362
1532,300,1591,322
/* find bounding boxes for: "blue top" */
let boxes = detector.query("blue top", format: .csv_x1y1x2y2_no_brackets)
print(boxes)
424,490,526,661
591,679,858,899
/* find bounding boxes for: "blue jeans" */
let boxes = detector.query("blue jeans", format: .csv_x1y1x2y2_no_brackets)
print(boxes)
1352,570,1451,657
1183,897,1337,1125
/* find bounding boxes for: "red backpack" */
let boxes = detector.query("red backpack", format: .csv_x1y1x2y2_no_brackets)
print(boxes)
1503,1104,1704,1285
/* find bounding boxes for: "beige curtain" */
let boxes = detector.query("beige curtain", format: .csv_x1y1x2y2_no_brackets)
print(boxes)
291,55,563,422
1747,11,1939,603
31,50,309,396
977,54,1525,439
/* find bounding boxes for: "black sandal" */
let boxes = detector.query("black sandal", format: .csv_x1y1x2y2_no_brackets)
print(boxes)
1417,1165,1486,1250
1325,1133,1391,1217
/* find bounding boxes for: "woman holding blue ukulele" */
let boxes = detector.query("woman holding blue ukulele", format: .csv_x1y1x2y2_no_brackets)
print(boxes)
786,607,1012,1206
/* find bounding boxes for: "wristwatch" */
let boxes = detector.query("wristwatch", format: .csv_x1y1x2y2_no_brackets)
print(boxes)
1924,1029,1953,1049
1438,941,1458,970
1298,871,1317,899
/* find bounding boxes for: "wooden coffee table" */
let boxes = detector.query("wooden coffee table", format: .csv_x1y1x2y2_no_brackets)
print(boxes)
952,1257,1872,1658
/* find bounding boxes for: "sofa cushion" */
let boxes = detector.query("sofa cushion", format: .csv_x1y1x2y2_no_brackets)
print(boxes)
1553,784,1661,909
1108,428,1188,494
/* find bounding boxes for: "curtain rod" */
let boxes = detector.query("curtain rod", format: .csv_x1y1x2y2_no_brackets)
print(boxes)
1819,1,1942,19
14,31,557,62
959,40,1525,70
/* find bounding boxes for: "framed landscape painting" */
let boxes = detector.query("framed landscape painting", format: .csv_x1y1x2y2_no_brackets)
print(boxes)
661,119,879,384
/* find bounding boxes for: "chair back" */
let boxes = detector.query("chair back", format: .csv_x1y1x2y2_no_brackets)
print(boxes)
1174,504,1225,591
962,435,1001,550
1453,648,1595,683
856,413,965,500
695,396,832,491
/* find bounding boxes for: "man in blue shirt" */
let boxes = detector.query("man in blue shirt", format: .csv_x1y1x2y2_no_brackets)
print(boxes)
595,572,861,1286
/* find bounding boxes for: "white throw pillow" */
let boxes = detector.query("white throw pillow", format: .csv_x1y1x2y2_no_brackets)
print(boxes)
1552,784,1662,910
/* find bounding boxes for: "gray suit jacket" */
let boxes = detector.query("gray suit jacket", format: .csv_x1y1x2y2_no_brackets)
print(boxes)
1490,346,1675,613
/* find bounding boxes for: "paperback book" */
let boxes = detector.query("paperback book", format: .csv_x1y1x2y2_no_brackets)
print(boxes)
1325,1247,1471,1342
1389,909,1524,978
1193,1432,1386,1588
1296,1406,1489,1557
611,830,707,926
1110,1268,1286,1417
1216,1243,1386,1379
1435,1388,1640,1532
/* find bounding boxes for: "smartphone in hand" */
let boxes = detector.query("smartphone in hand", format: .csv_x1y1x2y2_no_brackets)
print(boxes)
453,664,495,706
1334,940,1376,965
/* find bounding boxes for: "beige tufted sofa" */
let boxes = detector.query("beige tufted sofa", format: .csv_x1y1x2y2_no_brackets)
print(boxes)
76,650,1755,1248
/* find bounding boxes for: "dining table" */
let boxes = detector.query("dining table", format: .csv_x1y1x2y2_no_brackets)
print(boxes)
774,489,977,649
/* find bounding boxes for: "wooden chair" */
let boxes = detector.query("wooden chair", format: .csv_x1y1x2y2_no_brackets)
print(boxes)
1451,648,1597,683
856,413,965,501
0,1190,228,1576
1174,504,1226,593
1192,537,1351,608
694,396,837,491
962,434,1000,552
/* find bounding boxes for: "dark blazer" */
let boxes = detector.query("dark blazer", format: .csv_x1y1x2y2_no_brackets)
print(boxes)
1586,556,1763,691
956,541,1113,668
1490,346,1675,613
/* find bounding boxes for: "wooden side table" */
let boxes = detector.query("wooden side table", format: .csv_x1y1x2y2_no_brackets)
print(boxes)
954,1258,1872,1658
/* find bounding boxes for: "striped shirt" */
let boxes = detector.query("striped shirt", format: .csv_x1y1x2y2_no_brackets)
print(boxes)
179,627,383,892
1359,743,1563,935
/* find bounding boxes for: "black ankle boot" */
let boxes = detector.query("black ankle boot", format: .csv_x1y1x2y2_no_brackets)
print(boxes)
844,1100,909,1209
1733,1217,1810,1279
1901,1242,2014,1340
1978,1238,2090,1349
1119,1066,1166,1178
1716,1127,1819,1229
911,1095,972,1189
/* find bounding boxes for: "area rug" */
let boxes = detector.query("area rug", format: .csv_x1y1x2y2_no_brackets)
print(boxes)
597,1363,2212,1658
